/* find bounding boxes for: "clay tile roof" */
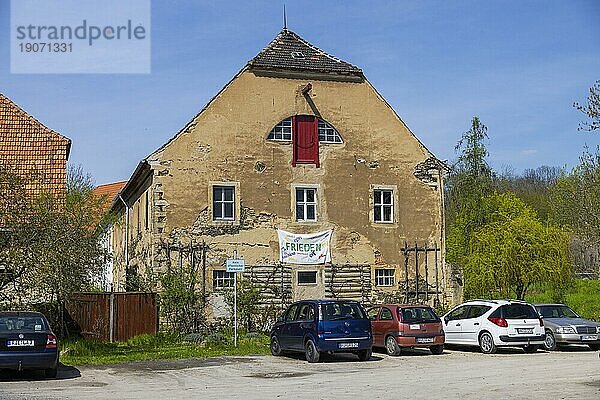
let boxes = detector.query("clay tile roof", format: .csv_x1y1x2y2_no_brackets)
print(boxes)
93,181,127,211
0,93,71,197
248,29,363,76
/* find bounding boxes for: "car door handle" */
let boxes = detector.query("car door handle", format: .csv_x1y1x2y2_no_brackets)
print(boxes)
456,323,461,326
474,323,480,326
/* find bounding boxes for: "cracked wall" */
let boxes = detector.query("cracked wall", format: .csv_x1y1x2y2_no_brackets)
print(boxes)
112,69,450,312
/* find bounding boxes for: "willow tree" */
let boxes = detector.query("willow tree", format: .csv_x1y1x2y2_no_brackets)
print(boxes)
464,192,572,300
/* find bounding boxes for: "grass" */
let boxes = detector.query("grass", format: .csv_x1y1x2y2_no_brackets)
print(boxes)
60,331,270,366
526,278,600,322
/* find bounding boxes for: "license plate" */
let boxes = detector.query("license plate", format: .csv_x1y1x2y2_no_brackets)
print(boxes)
7,340,34,347
416,337,434,343
338,342,359,349
581,335,598,341
517,328,533,334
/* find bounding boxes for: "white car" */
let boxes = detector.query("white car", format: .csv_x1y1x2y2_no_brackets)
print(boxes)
442,299,545,354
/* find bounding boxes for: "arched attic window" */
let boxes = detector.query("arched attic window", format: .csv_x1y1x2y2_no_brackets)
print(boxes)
267,116,343,143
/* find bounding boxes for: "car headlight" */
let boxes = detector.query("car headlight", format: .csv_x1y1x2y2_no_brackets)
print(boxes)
556,326,576,334
596,326,600,334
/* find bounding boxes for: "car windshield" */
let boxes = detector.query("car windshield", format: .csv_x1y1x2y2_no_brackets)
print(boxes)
401,307,440,323
537,305,580,319
0,316,47,332
322,302,367,321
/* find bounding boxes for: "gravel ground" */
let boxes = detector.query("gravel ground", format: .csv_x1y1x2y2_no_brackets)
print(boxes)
1,346,599,400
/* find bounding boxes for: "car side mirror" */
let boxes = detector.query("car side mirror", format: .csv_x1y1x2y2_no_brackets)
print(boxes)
277,315,285,323
444,316,449,325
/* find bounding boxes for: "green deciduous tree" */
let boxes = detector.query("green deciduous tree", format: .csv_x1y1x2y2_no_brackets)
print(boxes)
574,80,600,132
464,192,572,300
0,165,111,334
551,147,600,247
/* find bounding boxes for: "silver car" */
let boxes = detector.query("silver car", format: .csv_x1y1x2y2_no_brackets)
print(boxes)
535,304,600,351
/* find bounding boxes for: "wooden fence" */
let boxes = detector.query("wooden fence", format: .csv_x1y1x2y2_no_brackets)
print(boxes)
66,292,158,342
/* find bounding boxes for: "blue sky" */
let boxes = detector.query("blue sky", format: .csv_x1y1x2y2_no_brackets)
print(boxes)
1,0,599,184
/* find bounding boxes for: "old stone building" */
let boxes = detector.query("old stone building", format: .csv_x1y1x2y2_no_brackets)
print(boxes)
111,29,450,318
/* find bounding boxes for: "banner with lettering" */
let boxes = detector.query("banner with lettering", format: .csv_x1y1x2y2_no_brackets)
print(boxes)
277,229,332,264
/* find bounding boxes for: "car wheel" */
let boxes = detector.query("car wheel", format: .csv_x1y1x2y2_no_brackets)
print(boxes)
543,330,557,351
270,336,282,356
305,339,320,363
385,335,401,356
357,348,372,361
430,344,444,355
523,344,539,353
588,344,600,351
44,367,58,379
478,331,497,354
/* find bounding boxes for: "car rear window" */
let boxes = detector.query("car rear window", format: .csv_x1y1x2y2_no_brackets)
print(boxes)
321,302,367,321
0,316,48,332
502,304,538,319
401,307,440,323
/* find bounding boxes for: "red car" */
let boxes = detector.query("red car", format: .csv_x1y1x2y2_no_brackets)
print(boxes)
367,304,445,355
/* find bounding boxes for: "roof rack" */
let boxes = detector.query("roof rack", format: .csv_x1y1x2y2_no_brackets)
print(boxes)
468,299,499,304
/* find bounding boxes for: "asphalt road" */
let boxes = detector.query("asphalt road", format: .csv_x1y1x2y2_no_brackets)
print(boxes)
1,346,599,400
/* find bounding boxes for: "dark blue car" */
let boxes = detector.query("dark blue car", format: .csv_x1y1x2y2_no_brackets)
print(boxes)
0,311,59,378
270,299,373,363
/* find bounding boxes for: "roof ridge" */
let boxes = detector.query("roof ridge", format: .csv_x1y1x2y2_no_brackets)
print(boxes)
0,92,71,145
248,29,362,76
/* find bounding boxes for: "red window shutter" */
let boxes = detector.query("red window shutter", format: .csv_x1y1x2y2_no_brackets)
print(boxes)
292,115,319,167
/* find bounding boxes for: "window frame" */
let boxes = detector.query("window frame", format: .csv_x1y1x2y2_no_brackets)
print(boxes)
297,270,318,285
370,184,398,225
212,270,235,290
209,182,241,225
293,185,318,223
374,189,394,223
374,268,395,287
267,116,344,144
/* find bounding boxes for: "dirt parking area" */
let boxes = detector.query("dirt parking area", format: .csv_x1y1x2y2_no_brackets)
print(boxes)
1,347,599,400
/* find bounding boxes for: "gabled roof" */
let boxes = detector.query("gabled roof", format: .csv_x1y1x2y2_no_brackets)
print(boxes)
248,29,363,77
93,181,127,211
0,93,71,196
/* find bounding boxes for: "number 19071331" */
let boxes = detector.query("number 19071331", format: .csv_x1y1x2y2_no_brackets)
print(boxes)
19,42,72,52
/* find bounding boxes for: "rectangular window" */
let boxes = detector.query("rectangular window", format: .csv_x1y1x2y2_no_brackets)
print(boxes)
296,188,317,222
375,268,395,287
297,271,317,285
374,189,393,223
213,186,235,221
213,270,235,289
144,191,149,230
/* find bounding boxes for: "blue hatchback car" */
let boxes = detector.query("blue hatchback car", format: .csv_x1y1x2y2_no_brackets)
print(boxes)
0,311,59,378
270,299,373,362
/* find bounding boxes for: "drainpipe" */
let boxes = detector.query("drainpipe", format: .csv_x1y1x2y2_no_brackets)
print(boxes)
118,194,129,291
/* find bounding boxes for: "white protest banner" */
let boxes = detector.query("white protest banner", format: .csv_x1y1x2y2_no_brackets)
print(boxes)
277,229,332,264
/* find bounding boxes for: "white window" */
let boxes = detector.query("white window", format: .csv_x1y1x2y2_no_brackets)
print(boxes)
213,186,235,221
267,118,292,141
318,120,343,143
267,117,343,143
375,269,395,287
374,189,393,223
296,188,317,222
297,271,318,285
213,270,235,289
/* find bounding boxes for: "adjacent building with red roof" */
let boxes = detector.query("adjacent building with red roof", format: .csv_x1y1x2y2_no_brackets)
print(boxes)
0,93,71,198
